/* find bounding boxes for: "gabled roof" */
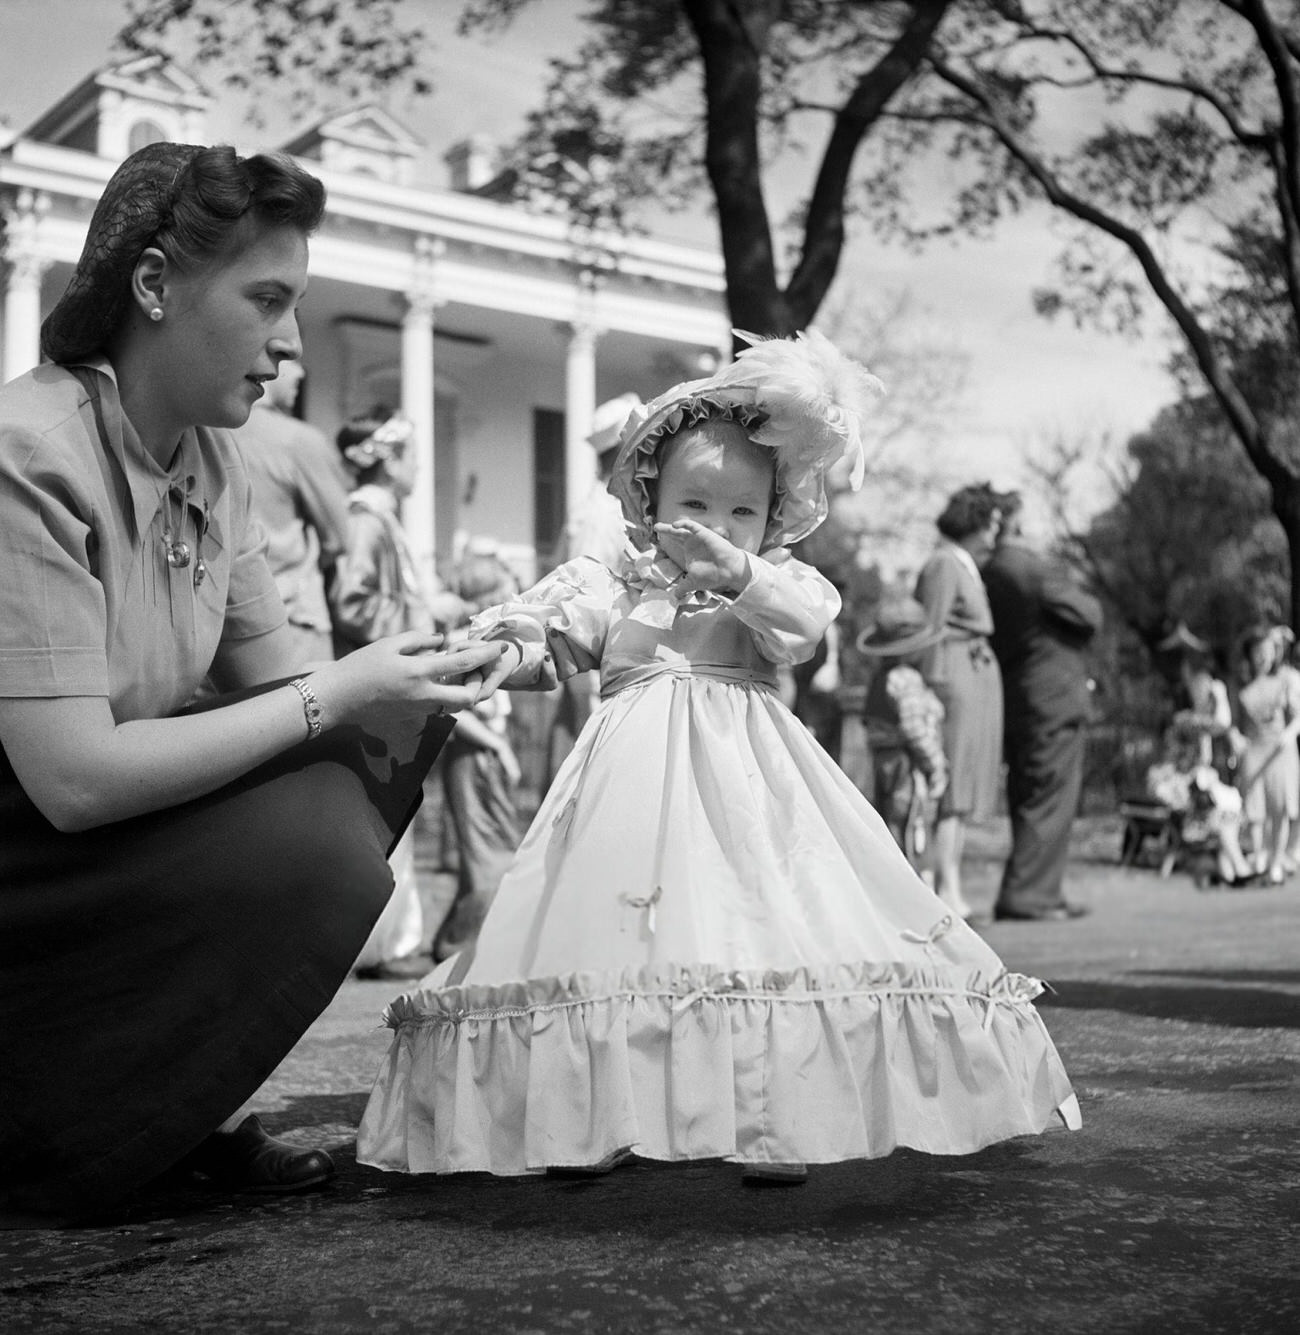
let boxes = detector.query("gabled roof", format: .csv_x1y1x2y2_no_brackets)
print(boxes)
22,55,208,146
280,105,423,162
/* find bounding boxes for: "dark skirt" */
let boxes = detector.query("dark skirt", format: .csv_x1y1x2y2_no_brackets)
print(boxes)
0,697,452,1215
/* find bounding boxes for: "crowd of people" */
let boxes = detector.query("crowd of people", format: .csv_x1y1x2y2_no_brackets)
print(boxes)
840,482,1103,926
1144,621,1300,888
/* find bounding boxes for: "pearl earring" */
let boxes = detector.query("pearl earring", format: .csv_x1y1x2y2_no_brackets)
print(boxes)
149,307,164,322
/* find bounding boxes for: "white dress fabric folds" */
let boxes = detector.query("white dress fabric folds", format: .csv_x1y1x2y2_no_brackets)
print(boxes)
358,552,1080,1176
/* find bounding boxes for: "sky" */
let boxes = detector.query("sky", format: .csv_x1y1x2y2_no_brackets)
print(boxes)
0,0,1179,532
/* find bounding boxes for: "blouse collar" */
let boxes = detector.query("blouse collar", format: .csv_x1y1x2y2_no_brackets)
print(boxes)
68,355,220,546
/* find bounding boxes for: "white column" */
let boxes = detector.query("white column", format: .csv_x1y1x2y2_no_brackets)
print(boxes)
2,189,51,385
564,319,600,520
400,236,443,589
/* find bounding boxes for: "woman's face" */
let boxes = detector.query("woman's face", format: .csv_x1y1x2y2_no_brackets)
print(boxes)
152,222,309,431
959,516,999,562
1248,638,1275,677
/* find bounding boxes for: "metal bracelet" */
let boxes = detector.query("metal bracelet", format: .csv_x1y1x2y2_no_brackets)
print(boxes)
289,676,324,741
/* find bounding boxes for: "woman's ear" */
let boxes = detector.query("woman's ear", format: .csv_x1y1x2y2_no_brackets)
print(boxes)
130,247,169,321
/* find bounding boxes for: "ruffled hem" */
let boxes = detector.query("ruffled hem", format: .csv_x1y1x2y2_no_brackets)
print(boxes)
357,961,1079,1177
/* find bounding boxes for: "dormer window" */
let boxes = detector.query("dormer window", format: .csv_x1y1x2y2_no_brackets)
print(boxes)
128,119,167,153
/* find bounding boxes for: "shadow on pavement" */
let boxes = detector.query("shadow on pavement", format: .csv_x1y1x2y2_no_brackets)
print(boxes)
1039,976,1300,1029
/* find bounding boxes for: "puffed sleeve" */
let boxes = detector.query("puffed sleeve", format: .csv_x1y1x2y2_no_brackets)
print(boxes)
0,426,108,697
469,557,617,690
728,549,840,666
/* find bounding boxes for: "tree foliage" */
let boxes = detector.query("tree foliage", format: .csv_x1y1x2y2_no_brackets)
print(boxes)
118,0,434,120
869,0,1300,622
1078,395,1287,663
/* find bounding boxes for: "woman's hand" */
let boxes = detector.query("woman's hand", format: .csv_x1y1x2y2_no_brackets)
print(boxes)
308,633,508,730
653,520,751,595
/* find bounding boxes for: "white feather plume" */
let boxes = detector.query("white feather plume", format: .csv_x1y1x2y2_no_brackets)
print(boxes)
712,328,884,490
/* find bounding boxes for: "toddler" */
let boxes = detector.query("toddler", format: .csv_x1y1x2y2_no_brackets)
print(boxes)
359,332,1079,1183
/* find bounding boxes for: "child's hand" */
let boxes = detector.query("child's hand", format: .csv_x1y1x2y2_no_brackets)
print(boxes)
653,520,752,596
475,640,523,698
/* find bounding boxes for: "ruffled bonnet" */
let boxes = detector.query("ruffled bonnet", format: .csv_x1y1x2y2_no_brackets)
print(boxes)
607,329,884,550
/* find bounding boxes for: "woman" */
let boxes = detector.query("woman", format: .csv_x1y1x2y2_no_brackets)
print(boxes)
0,142,502,1216
913,484,1004,919
1232,625,1300,883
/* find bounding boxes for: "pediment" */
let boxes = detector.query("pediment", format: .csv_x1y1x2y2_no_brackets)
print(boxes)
22,55,208,149
99,56,208,105
282,105,422,159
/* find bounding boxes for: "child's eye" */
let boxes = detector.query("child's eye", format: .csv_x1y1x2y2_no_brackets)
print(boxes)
682,499,705,510
735,506,756,517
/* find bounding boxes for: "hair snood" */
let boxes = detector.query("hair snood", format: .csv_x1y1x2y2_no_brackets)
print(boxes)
41,142,326,365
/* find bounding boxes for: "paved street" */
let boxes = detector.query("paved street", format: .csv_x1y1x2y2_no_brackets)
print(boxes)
3,817,1298,1334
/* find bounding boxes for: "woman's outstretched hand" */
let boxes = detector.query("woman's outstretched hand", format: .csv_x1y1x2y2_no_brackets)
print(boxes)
309,633,509,729
653,520,752,596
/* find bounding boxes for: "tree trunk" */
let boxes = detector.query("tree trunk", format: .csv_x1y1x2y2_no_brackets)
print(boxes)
1274,475,1300,630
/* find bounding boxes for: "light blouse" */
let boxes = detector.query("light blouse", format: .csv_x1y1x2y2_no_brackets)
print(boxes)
0,359,284,724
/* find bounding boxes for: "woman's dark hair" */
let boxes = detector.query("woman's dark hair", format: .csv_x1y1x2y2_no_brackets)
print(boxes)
155,147,326,272
937,483,1000,541
42,142,326,364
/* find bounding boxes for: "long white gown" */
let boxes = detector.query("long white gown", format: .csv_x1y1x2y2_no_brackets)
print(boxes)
358,551,1079,1175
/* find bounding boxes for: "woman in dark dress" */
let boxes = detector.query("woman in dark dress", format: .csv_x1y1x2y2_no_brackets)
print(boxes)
0,142,503,1217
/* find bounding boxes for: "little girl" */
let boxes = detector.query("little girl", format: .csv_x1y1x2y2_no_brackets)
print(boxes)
358,331,1080,1182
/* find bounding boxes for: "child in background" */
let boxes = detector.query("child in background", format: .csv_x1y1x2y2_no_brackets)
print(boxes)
430,546,525,962
359,331,1079,1184
856,596,949,874
332,410,464,979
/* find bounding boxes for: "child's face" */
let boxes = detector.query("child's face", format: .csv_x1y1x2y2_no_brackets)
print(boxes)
655,426,773,556
384,443,416,500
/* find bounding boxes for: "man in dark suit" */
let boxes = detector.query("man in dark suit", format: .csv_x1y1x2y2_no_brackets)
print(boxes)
982,491,1103,921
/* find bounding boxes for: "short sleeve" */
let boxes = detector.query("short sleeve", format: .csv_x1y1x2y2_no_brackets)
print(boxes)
0,426,109,697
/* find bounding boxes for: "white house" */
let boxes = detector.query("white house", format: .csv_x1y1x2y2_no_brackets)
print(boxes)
0,56,731,580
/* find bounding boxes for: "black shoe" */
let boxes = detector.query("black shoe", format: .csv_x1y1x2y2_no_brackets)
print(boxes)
742,1163,809,1187
993,902,1090,923
182,1115,334,1194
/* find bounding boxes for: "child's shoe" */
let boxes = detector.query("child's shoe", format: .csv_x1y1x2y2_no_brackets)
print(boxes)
546,1147,634,1177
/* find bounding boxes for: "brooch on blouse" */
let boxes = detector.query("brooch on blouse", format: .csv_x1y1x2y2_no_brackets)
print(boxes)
162,484,210,588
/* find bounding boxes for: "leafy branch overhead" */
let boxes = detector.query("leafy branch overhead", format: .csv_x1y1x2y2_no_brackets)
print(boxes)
117,0,435,120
